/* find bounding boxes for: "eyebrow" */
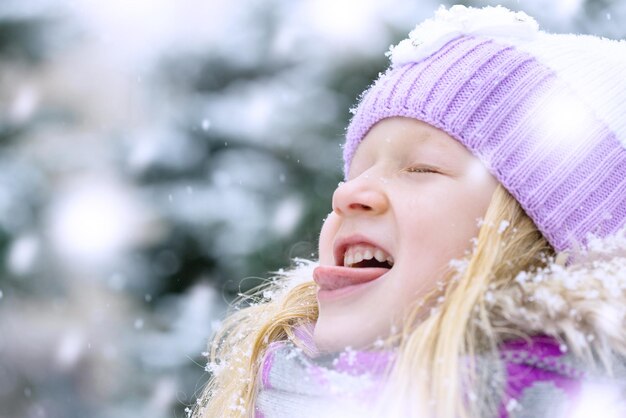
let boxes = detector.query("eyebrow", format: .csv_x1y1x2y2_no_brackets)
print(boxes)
349,131,459,179
418,129,459,147
407,133,457,155
402,134,470,173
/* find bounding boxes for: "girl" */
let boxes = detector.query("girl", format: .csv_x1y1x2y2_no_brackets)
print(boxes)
193,5,626,418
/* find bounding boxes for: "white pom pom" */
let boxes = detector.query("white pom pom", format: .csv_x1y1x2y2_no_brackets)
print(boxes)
388,5,539,67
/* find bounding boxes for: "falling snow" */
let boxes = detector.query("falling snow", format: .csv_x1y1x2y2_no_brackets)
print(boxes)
3,1,625,418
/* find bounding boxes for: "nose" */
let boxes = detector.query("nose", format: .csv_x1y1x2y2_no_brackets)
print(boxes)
332,173,389,217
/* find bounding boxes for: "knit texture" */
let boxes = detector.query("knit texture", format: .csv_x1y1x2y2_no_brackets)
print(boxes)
344,6,626,253
255,339,394,418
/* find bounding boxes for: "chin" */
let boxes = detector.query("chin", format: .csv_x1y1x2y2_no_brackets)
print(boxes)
313,321,374,353
314,323,352,353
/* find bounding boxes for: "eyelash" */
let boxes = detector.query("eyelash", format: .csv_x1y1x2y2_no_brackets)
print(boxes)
407,166,438,174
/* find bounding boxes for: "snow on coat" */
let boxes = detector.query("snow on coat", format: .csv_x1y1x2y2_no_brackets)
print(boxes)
255,229,626,418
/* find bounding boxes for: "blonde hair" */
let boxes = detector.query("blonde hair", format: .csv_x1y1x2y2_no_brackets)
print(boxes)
192,184,555,418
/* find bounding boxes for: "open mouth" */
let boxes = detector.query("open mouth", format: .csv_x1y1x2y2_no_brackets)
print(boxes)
340,243,394,269
313,240,394,294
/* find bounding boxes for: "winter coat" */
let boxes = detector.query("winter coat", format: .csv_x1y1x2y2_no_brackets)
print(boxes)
254,236,626,418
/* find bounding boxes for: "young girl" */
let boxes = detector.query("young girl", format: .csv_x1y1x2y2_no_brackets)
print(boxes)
193,5,626,418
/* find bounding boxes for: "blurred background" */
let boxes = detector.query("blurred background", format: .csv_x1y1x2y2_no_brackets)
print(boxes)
0,0,623,417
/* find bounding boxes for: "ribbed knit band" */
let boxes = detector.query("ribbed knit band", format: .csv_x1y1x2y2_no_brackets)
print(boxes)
344,34,626,253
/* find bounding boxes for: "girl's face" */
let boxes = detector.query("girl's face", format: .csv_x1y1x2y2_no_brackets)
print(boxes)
313,117,499,353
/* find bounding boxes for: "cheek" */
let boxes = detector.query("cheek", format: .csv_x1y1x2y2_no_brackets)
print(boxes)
318,212,340,265
440,185,496,254
401,189,485,260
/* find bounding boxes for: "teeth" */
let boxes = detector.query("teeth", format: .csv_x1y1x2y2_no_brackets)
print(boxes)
343,244,393,268
363,249,373,261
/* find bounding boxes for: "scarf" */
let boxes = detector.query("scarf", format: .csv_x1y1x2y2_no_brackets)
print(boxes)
254,334,394,418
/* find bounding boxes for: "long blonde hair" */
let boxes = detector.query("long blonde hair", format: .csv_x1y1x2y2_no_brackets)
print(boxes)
192,184,555,418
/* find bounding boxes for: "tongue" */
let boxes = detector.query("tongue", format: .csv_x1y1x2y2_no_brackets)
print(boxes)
313,265,389,291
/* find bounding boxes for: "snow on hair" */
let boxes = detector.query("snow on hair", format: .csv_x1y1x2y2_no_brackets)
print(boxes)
192,185,557,418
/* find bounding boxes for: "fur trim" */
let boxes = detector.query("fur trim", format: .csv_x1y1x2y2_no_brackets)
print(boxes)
489,227,626,374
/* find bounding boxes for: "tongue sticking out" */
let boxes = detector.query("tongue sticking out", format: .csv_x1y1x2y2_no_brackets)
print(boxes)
313,265,389,291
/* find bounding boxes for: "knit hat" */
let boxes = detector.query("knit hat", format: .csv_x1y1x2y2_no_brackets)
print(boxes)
344,5,626,253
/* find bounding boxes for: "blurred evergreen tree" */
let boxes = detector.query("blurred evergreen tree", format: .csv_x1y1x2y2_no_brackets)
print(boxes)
0,14,60,292
139,9,391,299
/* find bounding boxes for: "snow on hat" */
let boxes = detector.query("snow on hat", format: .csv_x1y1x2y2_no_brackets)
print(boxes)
344,5,626,253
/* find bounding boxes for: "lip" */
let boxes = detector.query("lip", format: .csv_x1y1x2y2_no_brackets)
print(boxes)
316,281,378,302
313,265,389,302
333,234,392,267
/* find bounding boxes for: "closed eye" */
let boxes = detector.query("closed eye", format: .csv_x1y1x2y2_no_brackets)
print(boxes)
406,166,438,174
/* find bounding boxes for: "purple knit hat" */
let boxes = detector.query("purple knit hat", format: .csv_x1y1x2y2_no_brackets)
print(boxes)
344,5,626,253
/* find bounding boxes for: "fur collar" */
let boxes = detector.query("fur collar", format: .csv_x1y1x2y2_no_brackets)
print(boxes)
488,228,626,374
